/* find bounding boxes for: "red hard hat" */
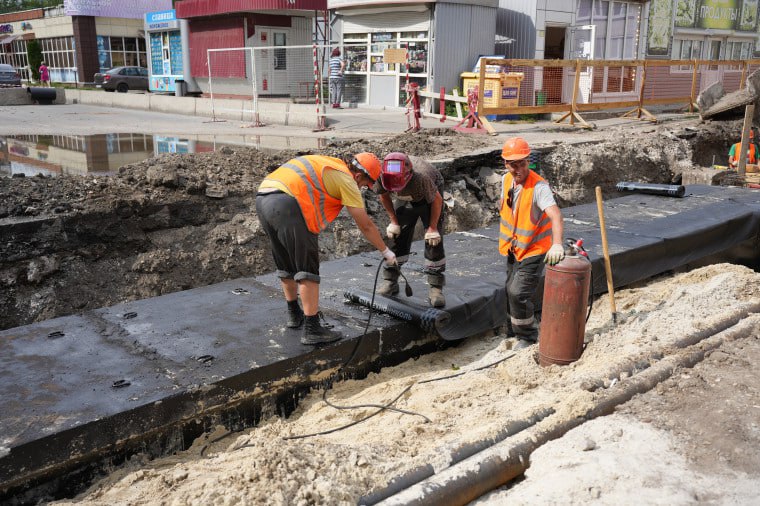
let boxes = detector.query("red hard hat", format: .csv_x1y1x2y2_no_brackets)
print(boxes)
382,152,413,192
352,152,382,182
501,137,531,160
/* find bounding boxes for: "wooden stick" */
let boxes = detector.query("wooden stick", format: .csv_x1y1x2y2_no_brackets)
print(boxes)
738,104,754,177
595,186,617,323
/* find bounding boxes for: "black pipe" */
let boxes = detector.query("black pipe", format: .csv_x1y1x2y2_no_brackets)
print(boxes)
27,87,57,105
344,290,451,335
616,182,685,198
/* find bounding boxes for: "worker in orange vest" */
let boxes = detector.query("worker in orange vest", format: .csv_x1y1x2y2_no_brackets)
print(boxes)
499,137,565,350
728,129,757,169
256,153,396,345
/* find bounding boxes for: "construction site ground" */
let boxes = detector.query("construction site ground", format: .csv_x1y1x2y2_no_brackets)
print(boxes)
1,101,759,504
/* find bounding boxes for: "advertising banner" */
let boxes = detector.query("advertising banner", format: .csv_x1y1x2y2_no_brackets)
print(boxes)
647,0,675,56
674,0,759,32
64,0,172,19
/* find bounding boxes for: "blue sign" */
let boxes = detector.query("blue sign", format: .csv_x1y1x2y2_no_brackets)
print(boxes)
145,10,176,23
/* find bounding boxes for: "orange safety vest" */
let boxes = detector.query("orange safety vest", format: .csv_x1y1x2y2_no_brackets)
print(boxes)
265,155,349,234
499,170,553,261
731,142,757,164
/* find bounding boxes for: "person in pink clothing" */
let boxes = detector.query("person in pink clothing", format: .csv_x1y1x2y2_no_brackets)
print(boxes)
39,62,50,87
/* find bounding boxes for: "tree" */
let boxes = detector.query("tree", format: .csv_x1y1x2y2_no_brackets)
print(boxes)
27,39,41,81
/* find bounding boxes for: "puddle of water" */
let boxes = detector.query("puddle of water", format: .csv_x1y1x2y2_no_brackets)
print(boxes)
0,133,325,177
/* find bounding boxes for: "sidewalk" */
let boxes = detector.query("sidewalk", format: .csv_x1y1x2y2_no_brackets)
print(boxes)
0,87,700,149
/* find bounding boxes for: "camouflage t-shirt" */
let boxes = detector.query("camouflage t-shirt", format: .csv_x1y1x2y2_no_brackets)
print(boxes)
375,155,443,203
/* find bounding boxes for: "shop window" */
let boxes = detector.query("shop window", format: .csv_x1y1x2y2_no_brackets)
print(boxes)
398,76,426,105
111,37,124,52
274,32,286,70
344,43,367,72
405,41,427,74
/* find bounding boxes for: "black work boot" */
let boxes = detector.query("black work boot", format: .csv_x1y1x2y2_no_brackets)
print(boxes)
301,313,342,345
378,266,400,296
286,300,304,329
427,274,445,308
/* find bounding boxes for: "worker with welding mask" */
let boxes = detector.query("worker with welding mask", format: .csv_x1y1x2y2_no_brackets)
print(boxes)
499,137,565,350
376,152,446,307
256,153,397,345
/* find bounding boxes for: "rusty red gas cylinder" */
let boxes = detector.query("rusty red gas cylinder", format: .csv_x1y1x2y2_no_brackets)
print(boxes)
538,254,591,367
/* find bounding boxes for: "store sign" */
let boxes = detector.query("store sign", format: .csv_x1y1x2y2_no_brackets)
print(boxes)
21,22,32,31
674,0,758,32
146,10,179,30
0,24,13,34
647,0,674,56
64,0,172,19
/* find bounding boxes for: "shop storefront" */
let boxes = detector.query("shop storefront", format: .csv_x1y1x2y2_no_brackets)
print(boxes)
647,0,759,63
329,0,497,108
0,0,169,85
145,9,199,94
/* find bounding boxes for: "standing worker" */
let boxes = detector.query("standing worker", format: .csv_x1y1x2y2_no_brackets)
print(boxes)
376,152,447,307
256,153,396,345
728,129,757,169
328,48,345,109
499,137,565,349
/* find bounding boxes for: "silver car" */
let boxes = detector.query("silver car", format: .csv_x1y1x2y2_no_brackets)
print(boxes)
0,64,22,87
94,66,149,93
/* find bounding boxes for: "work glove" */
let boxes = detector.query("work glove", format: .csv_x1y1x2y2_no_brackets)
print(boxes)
544,244,565,266
386,223,401,239
381,247,398,266
424,231,441,247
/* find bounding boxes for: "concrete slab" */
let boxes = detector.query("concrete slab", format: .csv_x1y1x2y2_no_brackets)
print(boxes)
149,94,196,116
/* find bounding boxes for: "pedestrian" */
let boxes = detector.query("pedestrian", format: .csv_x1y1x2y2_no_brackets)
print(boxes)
376,152,446,307
39,61,50,87
499,137,565,350
256,153,396,345
728,129,757,169
329,48,345,109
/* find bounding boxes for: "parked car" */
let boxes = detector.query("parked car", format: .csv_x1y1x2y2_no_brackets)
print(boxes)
94,66,149,93
0,64,22,88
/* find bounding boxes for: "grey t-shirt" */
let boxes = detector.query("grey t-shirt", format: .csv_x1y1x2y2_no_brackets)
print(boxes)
376,155,443,203
504,177,557,223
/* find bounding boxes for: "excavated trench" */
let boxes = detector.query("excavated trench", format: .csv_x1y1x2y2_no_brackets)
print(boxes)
0,121,743,331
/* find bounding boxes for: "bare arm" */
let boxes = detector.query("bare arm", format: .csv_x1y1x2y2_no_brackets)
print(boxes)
426,191,443,234
379,192,398,224
346,206,388,252
545,204,564,246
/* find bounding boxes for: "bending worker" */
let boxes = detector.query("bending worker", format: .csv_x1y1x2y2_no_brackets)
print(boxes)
499,137,565,350
256,153,397,345
728,129,757,169
376,152,446,307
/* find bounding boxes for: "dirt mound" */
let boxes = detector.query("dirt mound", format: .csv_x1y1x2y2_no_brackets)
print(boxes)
0,120,741,329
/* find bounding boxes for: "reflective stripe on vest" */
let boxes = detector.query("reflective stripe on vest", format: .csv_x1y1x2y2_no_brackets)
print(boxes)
731,143,757,164
265,155,348,234
498,171,553,261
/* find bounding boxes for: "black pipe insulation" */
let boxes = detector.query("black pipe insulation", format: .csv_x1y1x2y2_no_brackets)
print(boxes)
26,87,57,105
616,182,686,198
343,290,451,335
359,407,555,505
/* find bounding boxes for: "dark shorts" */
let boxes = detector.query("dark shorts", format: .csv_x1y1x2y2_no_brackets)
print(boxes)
255,192,320,283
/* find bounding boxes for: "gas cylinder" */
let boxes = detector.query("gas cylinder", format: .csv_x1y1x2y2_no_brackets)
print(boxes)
538,253,591,367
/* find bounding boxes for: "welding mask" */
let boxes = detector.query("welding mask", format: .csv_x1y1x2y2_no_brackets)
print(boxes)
381,152,412,192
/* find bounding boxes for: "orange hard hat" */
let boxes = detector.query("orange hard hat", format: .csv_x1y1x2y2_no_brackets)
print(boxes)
352,152,382,181
501,137,531,160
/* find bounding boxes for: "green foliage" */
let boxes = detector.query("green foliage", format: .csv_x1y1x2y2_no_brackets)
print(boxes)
26,39,42,81
0,1,60,14
444,87,463,117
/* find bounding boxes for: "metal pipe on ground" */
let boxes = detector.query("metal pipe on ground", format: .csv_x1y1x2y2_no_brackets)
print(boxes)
359,408,554,505
375,303,760,506
615,182,686,197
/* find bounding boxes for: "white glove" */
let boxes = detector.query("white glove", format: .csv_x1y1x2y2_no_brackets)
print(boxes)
386,223,401,239
381,247,398,266
544,244,565,266
424,231,441,247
